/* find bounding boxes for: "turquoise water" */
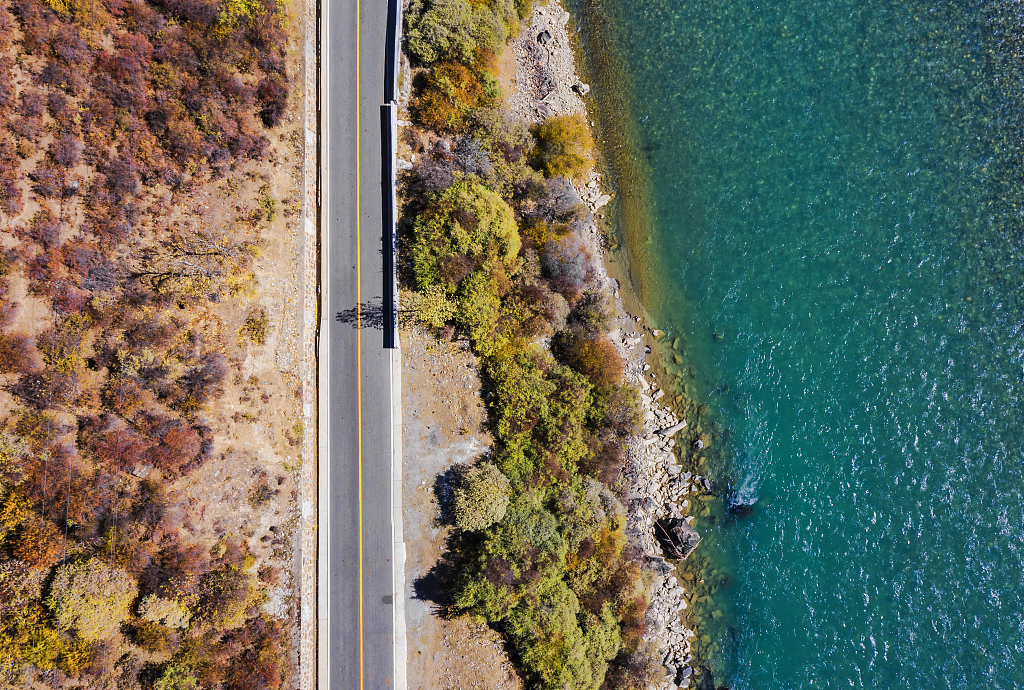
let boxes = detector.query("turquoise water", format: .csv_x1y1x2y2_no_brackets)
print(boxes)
573,0,1024,686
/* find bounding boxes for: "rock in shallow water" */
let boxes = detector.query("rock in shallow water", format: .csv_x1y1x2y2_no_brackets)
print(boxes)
654,517,701,560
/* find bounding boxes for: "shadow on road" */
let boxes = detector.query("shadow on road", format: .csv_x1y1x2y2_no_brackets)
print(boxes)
336,301,426,331
335,302,385,330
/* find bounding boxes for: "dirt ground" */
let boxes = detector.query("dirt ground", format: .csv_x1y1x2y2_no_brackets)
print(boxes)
400,321,523,690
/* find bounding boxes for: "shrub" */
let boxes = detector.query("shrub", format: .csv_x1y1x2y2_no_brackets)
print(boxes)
541,233,595,300
554,330,624,387
242,308,270,344
412,178,520,293
154,663,199,690
22,207,60,247
405,0,517,65
572,289,614,335
486,349,594,486
456,268,505,354
0,334,39,373
532,115,593,181
589,385,641,437
453,463,510,531
416,61,498,132
222,617,286,690
47,558,138,641
192,565,257,630
257,75,288,127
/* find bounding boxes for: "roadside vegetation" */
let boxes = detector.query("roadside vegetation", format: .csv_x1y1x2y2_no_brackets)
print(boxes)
404,2,656,688
0,0,294,685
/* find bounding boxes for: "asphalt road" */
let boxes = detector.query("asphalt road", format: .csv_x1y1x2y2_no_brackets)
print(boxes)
321,0,396,686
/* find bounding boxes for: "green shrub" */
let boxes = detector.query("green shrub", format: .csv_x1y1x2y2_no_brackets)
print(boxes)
454,463,510,531
456,269,505,355
486,349,593,485
589,384,642,437
154,663,200,690
405,0,518,65
412,180,520,352
242,308,270,345
532,115,594,181
413,179,520,291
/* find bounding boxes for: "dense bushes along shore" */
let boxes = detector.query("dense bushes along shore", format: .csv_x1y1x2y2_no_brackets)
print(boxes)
404,2,657,688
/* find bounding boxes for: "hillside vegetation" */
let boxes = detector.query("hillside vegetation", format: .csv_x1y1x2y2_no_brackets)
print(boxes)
0,0,296,685
404,2,656,688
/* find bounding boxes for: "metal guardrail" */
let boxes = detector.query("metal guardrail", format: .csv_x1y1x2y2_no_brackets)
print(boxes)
384,0,401,103
381,103,398,349
381,0,402,349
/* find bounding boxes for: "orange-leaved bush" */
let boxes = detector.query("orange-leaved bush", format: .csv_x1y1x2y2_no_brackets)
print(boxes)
416,61,498,132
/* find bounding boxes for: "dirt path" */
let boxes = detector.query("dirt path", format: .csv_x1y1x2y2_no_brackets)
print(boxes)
400,323,523,690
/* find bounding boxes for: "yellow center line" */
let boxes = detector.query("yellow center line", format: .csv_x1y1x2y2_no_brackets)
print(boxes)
355,0,365,687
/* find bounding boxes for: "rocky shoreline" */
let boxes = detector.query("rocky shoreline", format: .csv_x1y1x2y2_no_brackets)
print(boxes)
506,3,707,688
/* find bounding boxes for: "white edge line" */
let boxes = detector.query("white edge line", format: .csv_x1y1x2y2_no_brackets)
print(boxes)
316,0,330,684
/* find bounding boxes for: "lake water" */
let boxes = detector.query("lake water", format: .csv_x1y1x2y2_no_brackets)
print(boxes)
571,0,1024,686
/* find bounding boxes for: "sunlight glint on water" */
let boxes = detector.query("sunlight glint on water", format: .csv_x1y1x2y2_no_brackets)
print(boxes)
572,0,1024,686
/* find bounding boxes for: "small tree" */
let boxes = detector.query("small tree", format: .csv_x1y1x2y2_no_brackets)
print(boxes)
47,558,138,640
453,463,510,531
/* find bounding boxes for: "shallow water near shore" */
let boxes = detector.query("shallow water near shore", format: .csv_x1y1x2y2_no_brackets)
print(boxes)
572,0,1024,686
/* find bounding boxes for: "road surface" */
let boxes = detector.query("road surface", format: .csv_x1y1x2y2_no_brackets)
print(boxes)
320,0,396,687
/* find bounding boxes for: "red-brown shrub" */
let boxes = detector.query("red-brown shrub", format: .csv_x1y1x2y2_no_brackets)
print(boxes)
554,330,624,386
0,333,40,373
13,514,64,567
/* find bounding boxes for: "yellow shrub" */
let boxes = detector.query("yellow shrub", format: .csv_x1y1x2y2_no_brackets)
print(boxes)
532,115,594,181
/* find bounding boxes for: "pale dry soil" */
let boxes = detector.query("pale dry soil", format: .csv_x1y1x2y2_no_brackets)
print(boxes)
401,322,523,690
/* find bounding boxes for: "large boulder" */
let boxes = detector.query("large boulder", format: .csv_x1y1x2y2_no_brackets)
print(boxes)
653,517,701,560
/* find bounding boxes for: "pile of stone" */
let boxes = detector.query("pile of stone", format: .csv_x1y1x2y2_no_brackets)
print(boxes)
577,170,613,212
507,1,587,122
614,330,706,689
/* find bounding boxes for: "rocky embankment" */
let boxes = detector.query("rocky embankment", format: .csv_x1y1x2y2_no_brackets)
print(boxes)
507,3,706,687
614,329,707,690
